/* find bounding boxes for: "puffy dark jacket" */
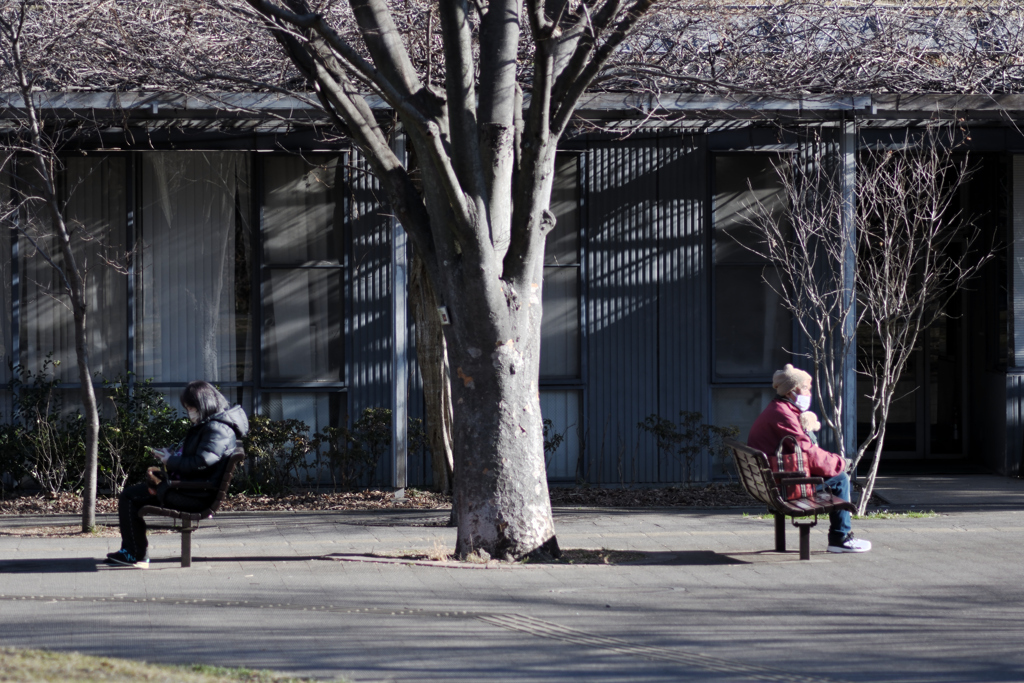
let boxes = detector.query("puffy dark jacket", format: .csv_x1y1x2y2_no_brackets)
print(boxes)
165,405,249,494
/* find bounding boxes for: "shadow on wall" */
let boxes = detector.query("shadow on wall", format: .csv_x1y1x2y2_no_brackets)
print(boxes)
583,137,713,486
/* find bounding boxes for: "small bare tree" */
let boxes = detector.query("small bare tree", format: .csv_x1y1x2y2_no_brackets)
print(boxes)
0,2,105,531
753,124,993,514
853,126,992,513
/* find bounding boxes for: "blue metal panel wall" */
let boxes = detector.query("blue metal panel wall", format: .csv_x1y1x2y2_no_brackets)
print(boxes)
1006,373,1023,477
1006,156,1024,477
347,149,393,484
655,136,709,482
585,137,661,485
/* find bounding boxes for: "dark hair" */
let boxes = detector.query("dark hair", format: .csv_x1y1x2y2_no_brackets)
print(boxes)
180,381,230,421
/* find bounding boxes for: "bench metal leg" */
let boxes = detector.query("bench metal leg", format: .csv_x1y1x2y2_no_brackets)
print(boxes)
798,524,811,560
181,519,193,568
791,516,818,560
774,513,786,552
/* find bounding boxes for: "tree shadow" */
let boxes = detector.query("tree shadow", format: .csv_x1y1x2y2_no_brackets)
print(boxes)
627,550,748,566
0,554,334,573
0,557,103,574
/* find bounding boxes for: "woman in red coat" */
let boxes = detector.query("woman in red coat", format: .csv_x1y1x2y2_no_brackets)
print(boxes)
748,364,871,554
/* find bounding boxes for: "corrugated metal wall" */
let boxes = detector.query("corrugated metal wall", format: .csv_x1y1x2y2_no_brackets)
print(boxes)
346,148,394,484
585,137,659,485
584,134,709,485
1007,156,1024,477
655,136,710,482
1006,373,1023,477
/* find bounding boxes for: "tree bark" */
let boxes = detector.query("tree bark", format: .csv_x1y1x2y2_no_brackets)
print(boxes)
443,262,559,560
448,332,559,560
72,298,100,532
409,251,454,494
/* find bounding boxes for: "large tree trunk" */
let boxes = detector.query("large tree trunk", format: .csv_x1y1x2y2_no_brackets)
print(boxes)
446,288,559,561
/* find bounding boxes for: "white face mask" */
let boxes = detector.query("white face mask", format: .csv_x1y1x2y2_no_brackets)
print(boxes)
187,408,201,424
794,394,812,412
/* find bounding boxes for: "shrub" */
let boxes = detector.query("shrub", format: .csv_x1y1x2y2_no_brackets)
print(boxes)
0,422,26,494
310,408,427,491
237,415,311,495
638,411,739,483
7,358,86,495
98,377,191,494
543,418,567,464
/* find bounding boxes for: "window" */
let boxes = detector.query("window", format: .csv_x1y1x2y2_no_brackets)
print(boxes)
137,153,252,386
3,150,350,444
261,155,344,385
260,155,346,436
20,157,128,384
712,155,791,379
541,155,582,480
711,155,792,469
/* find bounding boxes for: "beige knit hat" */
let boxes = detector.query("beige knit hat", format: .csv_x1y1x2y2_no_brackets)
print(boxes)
772,363,812,396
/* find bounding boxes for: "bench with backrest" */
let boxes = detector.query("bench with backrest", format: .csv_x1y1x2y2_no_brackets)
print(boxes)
138,447,244,568
724,438,855,560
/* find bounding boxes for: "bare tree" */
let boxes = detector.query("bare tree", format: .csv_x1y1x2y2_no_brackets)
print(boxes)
753,124,993,514
618,0,1024,97
196,0,657,560
0,2,107,531
853,126,992,513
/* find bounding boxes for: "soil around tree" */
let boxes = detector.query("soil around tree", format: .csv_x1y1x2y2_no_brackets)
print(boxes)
0,480,887,518
0,483,761,516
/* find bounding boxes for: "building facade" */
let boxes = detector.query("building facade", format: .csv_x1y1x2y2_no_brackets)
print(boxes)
3,94,1023,487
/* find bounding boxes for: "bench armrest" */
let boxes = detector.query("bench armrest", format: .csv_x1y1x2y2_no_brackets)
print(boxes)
772,475,824,486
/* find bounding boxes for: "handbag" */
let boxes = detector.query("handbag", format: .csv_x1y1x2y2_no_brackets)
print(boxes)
775,434,813,500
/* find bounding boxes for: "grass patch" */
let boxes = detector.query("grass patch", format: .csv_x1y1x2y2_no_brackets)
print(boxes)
743,509,937,520
854,509,937,520
0,646,344,683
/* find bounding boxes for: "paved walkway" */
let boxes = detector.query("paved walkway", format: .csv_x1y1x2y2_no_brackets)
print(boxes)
873,473,1024,510
2,477,1024,682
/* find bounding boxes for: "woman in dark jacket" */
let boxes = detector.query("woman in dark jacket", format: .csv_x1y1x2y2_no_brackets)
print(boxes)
105,381,249,568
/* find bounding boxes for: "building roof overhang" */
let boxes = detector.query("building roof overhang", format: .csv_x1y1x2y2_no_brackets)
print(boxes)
0,91,1022,133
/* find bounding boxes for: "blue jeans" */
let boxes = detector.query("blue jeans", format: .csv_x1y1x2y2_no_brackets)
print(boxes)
818,472,852,542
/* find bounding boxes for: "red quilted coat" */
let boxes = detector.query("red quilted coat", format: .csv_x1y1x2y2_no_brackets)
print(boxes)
747,397,843,500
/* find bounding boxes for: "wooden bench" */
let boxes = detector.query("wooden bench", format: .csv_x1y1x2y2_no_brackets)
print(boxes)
724,438,855,560
138,447,244,568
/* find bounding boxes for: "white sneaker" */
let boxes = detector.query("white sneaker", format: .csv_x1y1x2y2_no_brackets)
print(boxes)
827,533,872,553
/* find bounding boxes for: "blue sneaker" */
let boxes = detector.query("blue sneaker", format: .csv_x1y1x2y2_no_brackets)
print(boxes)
105,549,150,568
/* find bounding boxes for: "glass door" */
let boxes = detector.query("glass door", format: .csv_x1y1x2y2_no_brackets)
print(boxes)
856,295,965,460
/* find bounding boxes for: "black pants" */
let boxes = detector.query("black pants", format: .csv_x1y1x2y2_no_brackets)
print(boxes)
117,483,212,557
